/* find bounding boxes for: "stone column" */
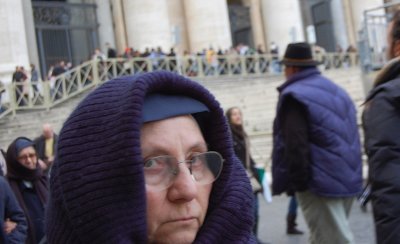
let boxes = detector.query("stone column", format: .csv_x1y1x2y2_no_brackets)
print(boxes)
183,0,232,53
342,0,357,47
243,0,267,51
0,0,30,84
110,0,127,54
21,0,40,77
331,0,349,50
260,0,305,55
122,0,172,52
165,0,189,54
96,0,116,53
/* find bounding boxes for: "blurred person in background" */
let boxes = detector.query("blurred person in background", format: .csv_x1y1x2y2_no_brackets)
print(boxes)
0,175,27,244
34,123,58,175
6,137,48,244
362,9,400,244
226,107,265,244
272,42,362,244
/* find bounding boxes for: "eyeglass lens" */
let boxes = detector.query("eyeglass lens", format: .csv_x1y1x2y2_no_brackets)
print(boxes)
18,153,37,161
144,151,224,190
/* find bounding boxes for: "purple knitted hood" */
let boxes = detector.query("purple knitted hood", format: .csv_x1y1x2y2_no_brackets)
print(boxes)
45,71,256,243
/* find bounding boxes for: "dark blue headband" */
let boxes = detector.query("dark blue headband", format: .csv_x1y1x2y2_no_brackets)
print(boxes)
15,138,34,156
142,94,209,123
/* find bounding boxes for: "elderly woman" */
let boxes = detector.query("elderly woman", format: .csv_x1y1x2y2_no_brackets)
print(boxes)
6,137,48,244
46,71,257,243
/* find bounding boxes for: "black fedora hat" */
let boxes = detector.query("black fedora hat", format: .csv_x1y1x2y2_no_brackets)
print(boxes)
281,42,320,67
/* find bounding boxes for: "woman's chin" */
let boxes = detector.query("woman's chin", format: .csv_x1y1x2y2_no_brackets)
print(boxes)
149,231,197,244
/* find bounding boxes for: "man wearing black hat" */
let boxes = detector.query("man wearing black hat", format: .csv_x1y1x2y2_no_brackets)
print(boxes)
271,42,362,244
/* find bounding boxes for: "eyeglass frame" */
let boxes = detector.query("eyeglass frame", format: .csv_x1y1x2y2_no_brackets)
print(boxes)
143,151,224,191
17,153,38,162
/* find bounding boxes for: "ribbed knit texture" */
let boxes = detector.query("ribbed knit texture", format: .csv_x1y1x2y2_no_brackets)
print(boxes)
46,71,256,243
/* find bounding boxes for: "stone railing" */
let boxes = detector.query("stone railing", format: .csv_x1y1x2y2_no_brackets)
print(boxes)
0,52,359,120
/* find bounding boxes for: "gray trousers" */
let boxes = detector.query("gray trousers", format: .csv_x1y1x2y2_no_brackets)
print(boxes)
296,191,355,244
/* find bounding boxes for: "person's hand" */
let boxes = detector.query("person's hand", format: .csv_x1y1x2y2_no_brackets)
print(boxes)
47,155,55,165
38,159,48,170
3,218,17,234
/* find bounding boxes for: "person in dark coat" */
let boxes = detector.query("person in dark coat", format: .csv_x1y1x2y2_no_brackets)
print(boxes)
106,42,117,59
362,10,400,244
0,176,28,244
272,42,362,244
51,61,66,100
6,137,48,244
45,71,258,243
12,66,27,106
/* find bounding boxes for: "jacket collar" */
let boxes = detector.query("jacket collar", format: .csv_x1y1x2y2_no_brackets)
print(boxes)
373,57,400,87
277,67,320,93
364,57,400,103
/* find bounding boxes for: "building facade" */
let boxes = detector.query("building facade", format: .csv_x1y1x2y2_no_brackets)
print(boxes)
0,0,385,82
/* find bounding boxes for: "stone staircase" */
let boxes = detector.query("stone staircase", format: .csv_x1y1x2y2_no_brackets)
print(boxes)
0,67,366,171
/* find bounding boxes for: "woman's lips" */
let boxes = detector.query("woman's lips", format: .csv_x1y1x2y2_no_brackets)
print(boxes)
167,217,196,223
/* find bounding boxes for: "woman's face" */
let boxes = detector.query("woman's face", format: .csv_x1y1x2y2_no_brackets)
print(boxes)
141,115,212,243
17,146,37,170
229,108,242,126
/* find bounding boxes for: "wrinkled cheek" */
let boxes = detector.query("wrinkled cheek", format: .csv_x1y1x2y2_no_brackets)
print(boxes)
145,190,162,241
198,185,212,224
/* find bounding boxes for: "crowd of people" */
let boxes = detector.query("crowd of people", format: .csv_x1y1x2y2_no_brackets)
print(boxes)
2,8,400,244
4,42,274,111
91,42,281,76
3,40,359,114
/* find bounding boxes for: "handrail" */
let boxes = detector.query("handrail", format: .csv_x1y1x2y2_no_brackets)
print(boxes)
0,52,359,120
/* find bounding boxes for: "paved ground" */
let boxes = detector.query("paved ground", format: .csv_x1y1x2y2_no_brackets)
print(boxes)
257,194,375,244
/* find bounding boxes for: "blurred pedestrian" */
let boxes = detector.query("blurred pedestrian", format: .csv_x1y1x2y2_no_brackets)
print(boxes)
226,107,264,242
6,137,48,244
12,66,27,106
272,42,362,244
286,196,303,235
34,123,58,175
105,42,117,59
30,64,40,99
362,9,400,244
0,175,28,244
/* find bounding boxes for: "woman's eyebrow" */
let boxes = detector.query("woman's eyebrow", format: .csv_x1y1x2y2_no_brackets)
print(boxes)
189,142,208,151
141,148,169,158
141,142,208,157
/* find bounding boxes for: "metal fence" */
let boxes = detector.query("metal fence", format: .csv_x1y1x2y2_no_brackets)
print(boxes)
0,52,359,120
358,2,400,72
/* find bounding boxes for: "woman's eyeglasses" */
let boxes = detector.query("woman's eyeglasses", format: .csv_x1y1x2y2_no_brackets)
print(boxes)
18,153,37,162
144,151,224,191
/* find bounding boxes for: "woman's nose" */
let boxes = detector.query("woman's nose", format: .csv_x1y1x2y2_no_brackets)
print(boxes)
167,163,198,202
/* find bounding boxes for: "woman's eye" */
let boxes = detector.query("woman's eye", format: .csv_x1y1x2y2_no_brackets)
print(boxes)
190,154,205,167
144,159,157,168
